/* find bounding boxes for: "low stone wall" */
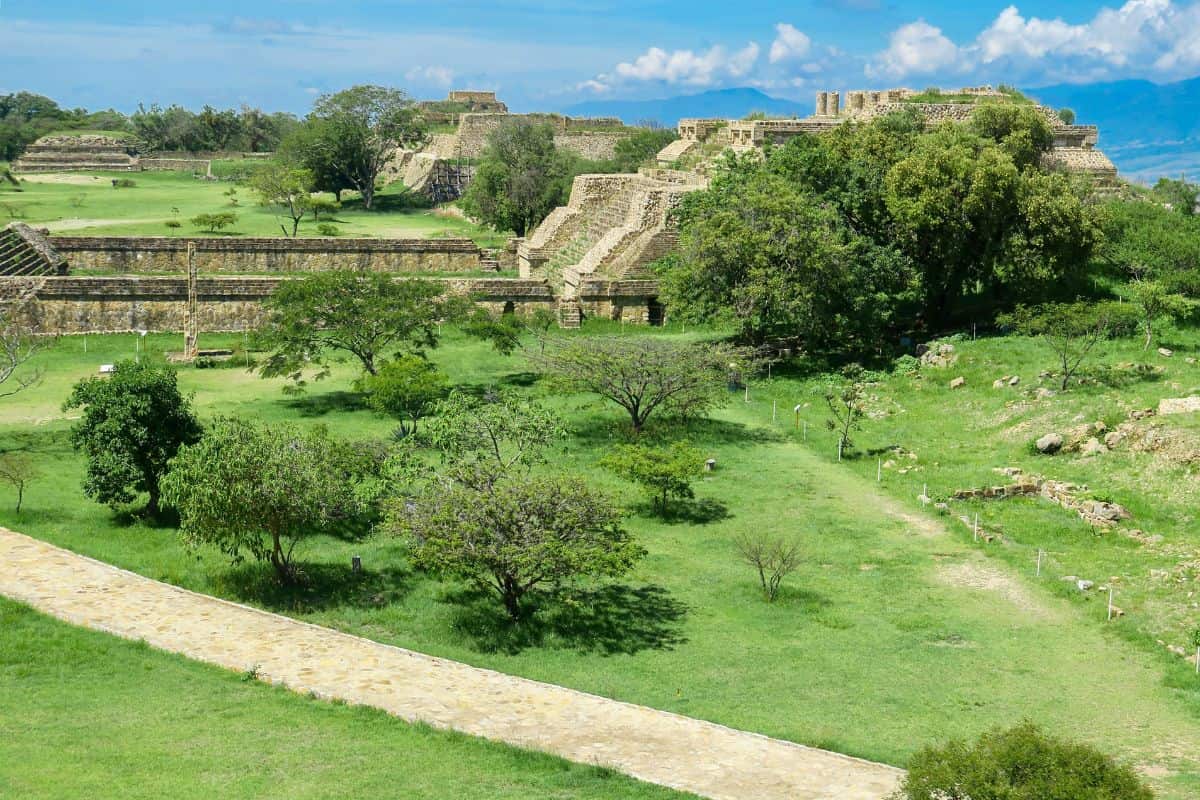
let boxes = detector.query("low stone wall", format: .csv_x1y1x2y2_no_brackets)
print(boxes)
577,279,663,323
13,275,555,334
139,158,212,173
49,236,484,274
554,132,626,161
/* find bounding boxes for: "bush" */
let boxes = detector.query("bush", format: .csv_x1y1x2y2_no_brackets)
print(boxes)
164,219,182,229
315,222,339,236
897,722,1153,799
190,211,238,233
113,178,137,188
600,441,704,515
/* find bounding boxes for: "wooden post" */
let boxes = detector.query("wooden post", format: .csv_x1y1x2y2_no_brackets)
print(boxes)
183,241,198,359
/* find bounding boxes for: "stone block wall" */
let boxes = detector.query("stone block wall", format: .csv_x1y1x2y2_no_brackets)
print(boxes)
553,132,626,161
10,275,555,334
49,237,485,274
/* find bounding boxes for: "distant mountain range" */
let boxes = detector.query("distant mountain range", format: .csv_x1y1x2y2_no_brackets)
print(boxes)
562,79,1200,184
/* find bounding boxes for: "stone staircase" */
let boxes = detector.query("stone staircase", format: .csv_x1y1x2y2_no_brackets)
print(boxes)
13,134,140,173
556,298,582,329
0,223,68,277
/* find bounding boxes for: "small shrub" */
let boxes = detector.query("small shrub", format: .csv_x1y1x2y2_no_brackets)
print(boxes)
316,222,340,237
113,178,137,188
190,211,238,233
734,531,801,602
164,219,182,229
600,441,704,515
0,452,41,514
897,722,1153,800
892,354,920,376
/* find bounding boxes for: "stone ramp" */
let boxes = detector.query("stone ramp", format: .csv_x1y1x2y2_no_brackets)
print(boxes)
0,528,903,800
0,223,67,277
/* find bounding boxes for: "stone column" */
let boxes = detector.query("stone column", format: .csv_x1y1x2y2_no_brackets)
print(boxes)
828,92,840,117
184,241,198,358
816,92,828,116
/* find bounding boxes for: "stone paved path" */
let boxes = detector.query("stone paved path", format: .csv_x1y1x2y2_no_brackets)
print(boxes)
0,527,902,800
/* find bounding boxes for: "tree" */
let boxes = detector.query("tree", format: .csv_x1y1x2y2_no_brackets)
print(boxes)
532,336,751,433
896,722,1153,800
64,361,202,515
255,272,450,387
304,85,428,210
999,302,1135,391
600,441,704,515
385,390,640,620
278,118,356,202
968,103,1054,170
1153,177,1199,216
611,128,678,172
1128,280,1190,350
0,452,40,513
190,212,237,233
356,355,449,436
461,120,576,236
0,281,49,399
1057,107,1077,125
162,418,369,583
248,162,314,237
734,531,801,602
422,389,565,489
392,473,640,621
666,164,916,351
823,364,868,455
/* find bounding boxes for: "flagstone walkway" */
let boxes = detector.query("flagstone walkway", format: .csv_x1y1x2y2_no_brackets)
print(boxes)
0,527,903,800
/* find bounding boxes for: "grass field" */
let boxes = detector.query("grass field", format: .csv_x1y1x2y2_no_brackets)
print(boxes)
0,169,506,245
0,599,688,800
2,326,1200,797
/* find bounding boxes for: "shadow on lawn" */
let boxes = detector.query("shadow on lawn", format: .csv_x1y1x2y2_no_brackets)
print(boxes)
445,583,689,656
282,390,367,417
631,497,730,525
221,562,413,613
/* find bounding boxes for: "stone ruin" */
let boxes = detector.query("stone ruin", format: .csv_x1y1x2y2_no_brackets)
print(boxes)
12,134,140,173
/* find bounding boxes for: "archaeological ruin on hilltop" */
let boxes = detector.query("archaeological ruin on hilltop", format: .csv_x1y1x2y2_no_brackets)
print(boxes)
3,86,1123,335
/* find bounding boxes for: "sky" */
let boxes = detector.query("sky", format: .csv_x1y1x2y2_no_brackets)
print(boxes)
5,0,1200,114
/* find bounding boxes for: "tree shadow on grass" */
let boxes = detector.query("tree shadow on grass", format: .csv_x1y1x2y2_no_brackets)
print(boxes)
630,498,730,525
219,561,413,614
282,391,367,417
444,583,689,656
568,414,783,449
1090,364,1166,389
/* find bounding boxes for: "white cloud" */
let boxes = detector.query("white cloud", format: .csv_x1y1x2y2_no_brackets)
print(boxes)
612,41,761,86
769,23,812,64
576,78,611,93
405,65,455,86
867,20,963,79
870,1,1200,84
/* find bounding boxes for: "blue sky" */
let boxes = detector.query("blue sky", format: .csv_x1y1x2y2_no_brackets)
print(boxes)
5,1,1200,113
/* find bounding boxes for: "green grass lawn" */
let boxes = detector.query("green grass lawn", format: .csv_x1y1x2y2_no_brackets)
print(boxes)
0,598,688,800
0,169,506,245
2,327,1200,797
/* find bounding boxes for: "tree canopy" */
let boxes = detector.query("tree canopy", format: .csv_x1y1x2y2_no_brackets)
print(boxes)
255,272,451,387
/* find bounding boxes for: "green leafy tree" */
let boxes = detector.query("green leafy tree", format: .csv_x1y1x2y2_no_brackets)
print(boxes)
1153,177,1199,216
531,336,752,433
190,212,238,233
303,85,428,210
0,452,40,514
255,272,449,387
823,364,868,455
278,118,356,202
385,390,640,620
611,128,678,172
897,722,1153,800
64,361,202,515
1100,200,1200,280
162,418,370,583
968,103,1054,169
600,441,704,515
461,120,575,235
248,162,314,237
1057,107,1076,125
1128,280,1190,350
356,355,449,436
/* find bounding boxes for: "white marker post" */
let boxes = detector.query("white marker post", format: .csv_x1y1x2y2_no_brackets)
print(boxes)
772,399,777,423
83,334,87,354
803,420,808,441
1036,549,1044,577
744,385,750,403
973,513,979,542
1195,646,1199,675
837,438,843,462
877,458,882,482
1107,586,1115,621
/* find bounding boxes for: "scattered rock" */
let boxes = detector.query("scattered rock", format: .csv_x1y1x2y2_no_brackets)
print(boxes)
1036,433,1063,454
1076,579,1094,591
1158,347,1174,358
1103,431,1124,449
920,342,957,368
949,376,966,389
1129,408,1156,420
1080,437,1108,457
992,378,1007,389
1008,375,1020,386
883,459,896,469
1158,396,1200,416
1187,357,1197,365
1079,500,1132,524
1108,605,1125,620
1035,387,1056,400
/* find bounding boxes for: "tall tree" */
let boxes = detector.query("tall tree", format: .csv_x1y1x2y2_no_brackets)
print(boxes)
461,120,576,236
248,162,314,237
63,361,202,515
304,85,428,210
255,271,450,387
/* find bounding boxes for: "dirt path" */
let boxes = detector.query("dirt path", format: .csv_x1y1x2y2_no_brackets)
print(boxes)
0,527,903,800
